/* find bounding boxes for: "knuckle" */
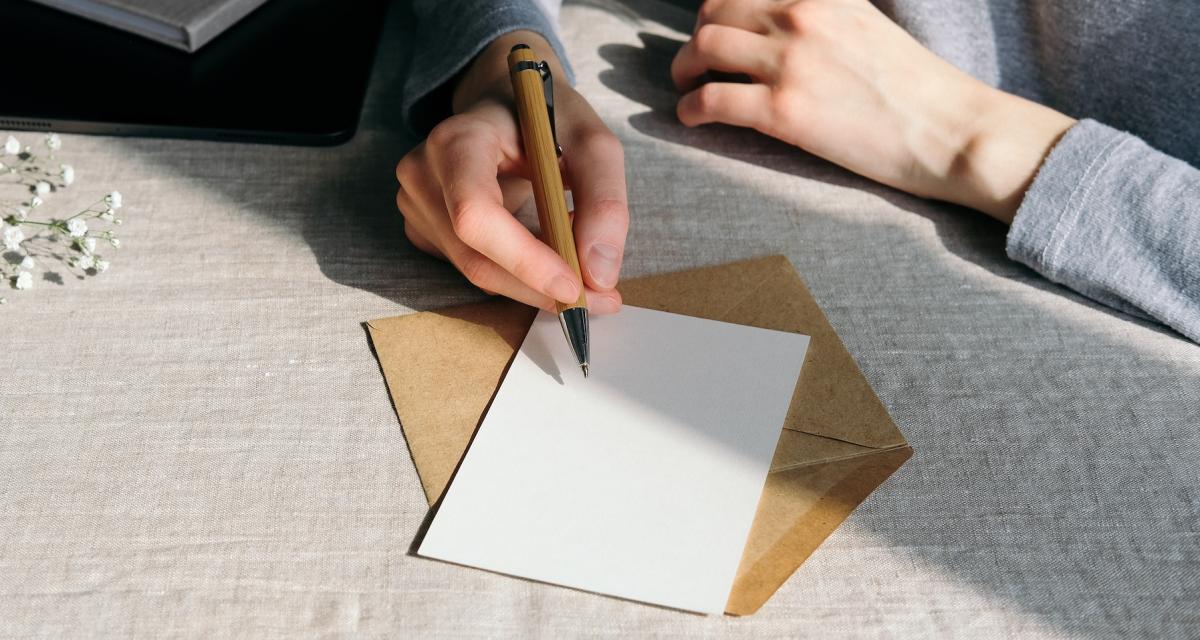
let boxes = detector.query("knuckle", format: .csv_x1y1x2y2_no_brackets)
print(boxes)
448,202,487,245
696,0,722,25
402,219,421,244
395,154,419,186
695,83,723,114
693,23,723,52
769,88,798,118
779,2,820,32
777,45,803,74
458,253,492,288
427,118,468,150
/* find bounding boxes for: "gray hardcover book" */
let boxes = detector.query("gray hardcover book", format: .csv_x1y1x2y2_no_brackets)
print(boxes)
29,0,272,52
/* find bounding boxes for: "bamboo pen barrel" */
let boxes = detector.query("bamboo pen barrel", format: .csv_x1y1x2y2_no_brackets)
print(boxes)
508,46,587,313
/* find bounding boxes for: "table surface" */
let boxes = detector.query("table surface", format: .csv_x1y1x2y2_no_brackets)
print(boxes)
2,1,1197,637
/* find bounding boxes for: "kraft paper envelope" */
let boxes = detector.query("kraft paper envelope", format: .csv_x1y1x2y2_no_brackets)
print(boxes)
366,255,912,615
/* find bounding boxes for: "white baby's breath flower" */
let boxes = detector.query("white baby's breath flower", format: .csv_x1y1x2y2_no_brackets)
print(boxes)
46,133,62,151
60,164,75,185
3,136,19,155
19,256,34,270
14,271,32,290
99,208,114,222
66,218,88,237
35,181,51,196
106,191,123,209
3,225,24,251
75,254,95,270
109,237,121,248
94,258,110,272
30,196,43,208
83,237,96,253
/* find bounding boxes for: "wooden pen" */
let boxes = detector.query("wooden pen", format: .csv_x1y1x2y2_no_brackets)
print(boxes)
507,44,590,377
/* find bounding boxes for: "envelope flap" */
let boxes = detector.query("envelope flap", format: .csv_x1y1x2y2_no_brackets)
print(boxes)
620,256,906,450
725,444,913,615
367,301,535,503
769,429,874,473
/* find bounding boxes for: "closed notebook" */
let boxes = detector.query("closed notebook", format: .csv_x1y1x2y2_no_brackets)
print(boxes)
30,0,269,51
366,255,912,615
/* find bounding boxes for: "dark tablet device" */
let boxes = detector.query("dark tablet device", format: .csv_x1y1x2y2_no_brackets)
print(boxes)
0,0,388,146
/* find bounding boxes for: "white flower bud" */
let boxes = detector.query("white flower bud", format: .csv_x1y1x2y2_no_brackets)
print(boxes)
83,237,96,253
66,219,88,237
46,133,62,151
94,258,110,272
30,196,43,208
106,191,123,209
76,254,95,270
19,256,34,270
35,181,51,196
3,225,24,251
99,208,115,222
14,271,32,290
109,237,121,248
60,164,75,186
3,136,19,155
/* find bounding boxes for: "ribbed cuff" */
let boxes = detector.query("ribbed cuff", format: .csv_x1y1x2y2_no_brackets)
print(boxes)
1007,120,1127,279
1006,118,1200,342
1005,119,1150,318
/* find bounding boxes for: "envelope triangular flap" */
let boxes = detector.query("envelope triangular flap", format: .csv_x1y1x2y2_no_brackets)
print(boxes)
367,300,535,503
725,444,913,615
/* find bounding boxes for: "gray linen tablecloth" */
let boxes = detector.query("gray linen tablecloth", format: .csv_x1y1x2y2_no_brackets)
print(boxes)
2,1,1197,637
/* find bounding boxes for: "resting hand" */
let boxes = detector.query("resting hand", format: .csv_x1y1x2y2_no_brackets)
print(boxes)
397,31,627,313
672,0,1076,222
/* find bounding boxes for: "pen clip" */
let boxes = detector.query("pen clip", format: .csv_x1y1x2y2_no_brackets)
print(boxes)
536,61,563,157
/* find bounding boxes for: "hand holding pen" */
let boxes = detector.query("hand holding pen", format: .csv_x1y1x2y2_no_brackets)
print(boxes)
395,31,628,316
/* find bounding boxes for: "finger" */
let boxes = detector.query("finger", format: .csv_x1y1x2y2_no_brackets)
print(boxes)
677,82,773,129
445,242,623,314
672,23,775,92
695,0,771,34
402,217,440,257
444,243,560,309
585,287,622,315
432,132,583,304
561,127,628,292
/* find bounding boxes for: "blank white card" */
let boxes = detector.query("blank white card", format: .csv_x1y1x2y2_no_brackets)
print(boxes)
418,306,810,614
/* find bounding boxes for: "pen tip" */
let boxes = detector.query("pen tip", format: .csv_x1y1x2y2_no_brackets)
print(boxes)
581,363,589,378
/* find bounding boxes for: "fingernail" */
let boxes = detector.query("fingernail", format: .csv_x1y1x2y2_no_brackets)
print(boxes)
593,294,621,315
587,243,621,289
546,275,579,303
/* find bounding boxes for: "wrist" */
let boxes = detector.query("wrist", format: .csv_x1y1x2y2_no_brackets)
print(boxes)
452,30,565,113
942,86,1076,223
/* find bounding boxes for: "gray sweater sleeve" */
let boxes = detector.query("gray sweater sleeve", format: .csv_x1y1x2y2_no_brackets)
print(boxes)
403,0,572,134
1006,119,1200,343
